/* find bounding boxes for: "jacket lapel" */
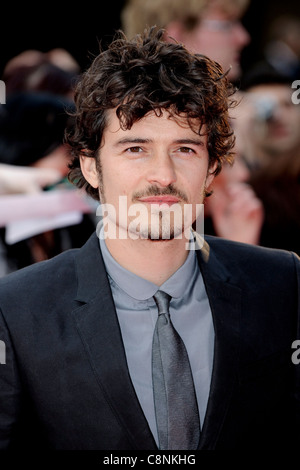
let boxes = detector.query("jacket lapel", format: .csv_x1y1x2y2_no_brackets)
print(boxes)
71,233,157,450
195,234,241,449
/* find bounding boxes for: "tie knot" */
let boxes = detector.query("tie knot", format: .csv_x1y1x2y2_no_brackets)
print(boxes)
153,290,171,315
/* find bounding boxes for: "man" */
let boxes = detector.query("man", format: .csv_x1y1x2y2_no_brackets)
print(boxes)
121,0,251,82
0,28,299,451
121,0,262,247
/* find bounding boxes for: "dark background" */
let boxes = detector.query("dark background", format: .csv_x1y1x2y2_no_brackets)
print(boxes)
1,0,300,78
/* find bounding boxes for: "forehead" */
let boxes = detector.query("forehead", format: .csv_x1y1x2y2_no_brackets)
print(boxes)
203,2,243,20
103,108,204,138
208,0,248,17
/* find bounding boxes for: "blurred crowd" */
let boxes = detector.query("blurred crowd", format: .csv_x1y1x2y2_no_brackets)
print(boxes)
1,0,300,277
0,48,96,276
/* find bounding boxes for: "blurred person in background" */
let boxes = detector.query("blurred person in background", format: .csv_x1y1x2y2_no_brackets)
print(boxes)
204,147,264,244
235,63,300,255
262,14,300,82
0,47,96,276
0,92,95,275
0,47,80,193
2,48,80,98
0,92,74,175
121,0,251,83
3,48,80,75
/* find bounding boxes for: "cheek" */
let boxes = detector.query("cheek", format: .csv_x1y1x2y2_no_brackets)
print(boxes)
188,176,207,201
290,113,300,131
102,165,134,198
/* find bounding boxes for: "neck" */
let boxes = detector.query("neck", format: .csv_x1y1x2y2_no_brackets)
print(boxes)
104,236,189,286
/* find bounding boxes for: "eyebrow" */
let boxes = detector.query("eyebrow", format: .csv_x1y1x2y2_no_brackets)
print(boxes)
114,138,151,146
174,139,205,146
114,138,205,147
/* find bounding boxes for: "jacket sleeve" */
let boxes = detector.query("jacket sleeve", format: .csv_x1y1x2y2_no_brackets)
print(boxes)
0,308,22,449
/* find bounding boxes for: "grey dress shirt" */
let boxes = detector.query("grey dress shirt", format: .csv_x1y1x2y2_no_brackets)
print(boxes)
99,233,214,445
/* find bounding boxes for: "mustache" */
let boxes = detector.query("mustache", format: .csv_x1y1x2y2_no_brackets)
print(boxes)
133,185,188,203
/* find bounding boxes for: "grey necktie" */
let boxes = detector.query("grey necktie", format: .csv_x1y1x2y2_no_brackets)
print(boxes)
152,290,200,450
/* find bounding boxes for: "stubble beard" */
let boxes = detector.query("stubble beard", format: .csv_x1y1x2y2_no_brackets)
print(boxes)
97,160,207,241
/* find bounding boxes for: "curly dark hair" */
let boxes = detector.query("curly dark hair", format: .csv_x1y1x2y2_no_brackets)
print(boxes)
66,27,236,200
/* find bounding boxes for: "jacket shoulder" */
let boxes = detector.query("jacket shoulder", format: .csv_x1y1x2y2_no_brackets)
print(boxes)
203,235,300,284
205,234,299,261
0,247,78,303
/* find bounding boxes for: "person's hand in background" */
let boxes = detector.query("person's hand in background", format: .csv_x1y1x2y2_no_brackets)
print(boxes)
0,163,61,195
209,181,264,245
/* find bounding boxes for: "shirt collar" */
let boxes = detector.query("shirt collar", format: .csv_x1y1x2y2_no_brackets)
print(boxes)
99,228,197,301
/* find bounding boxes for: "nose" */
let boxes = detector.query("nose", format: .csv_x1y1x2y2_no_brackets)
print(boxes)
146,154,177,187
234,22,251,48
269,105,283,123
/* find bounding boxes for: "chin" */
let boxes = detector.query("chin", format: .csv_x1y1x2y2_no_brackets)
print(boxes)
142,224,185,241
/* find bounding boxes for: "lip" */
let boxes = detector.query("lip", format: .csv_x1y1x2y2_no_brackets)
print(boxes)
138,196,180,205
269,125,290,137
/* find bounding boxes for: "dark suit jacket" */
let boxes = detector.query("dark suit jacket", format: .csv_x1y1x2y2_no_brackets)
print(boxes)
0,233,299,450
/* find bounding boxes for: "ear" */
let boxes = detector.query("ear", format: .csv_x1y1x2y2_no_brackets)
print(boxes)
206,162,218,188
80,155,99,189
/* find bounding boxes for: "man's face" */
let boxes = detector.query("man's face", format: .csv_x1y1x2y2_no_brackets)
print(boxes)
247,84,300,155
81,109,215,241
178,4,250,81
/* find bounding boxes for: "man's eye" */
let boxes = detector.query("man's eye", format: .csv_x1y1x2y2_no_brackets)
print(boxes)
178,147,195,153
126,146,142,153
